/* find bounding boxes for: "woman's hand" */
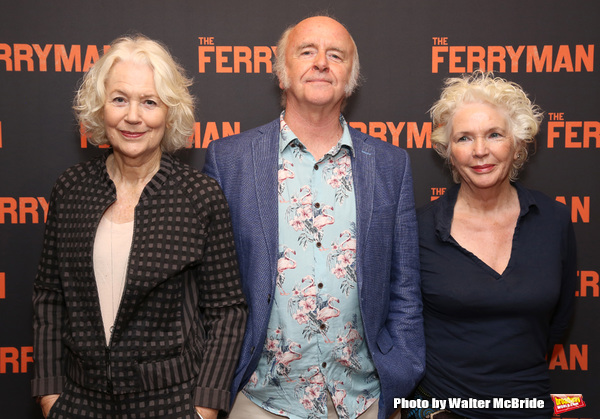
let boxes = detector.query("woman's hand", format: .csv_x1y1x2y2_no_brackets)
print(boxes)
195,406,218,419
39,394,60,418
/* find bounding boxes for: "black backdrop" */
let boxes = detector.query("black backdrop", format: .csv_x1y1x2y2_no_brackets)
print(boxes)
0,1,598,417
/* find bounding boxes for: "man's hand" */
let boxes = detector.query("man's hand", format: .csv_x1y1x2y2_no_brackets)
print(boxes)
39,394,60,418
195,406,219,419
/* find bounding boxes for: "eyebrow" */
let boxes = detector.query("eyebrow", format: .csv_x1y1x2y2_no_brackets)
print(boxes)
453,126,507,136
107,88,127,96
108,89,159,99
296,42,346,55
297,42,317,50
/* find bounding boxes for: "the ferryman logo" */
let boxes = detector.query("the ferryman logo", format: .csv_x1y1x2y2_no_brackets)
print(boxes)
551,394,586,415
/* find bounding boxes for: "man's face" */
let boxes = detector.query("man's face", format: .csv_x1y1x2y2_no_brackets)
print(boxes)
281,16,355,112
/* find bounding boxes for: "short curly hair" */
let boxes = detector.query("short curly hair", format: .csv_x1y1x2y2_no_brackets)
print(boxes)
429,71,543,183
74,35,195,153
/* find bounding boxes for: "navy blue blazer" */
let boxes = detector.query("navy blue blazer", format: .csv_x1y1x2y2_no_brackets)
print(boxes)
203,118,424,418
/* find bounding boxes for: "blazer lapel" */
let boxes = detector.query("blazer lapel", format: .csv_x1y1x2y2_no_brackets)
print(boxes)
350,129,375,284
251,121,280,281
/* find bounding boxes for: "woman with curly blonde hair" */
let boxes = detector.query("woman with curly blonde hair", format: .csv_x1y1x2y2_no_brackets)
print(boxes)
403,71,577,418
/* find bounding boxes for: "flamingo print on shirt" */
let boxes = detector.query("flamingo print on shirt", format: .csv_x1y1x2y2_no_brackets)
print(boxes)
277,246,296,295
333,314,364,374
327,224,358,296
243,114,379,419
261,326,303,387
278,158,295,201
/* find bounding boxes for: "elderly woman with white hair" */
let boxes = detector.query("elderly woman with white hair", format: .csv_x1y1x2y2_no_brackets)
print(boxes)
32,35,246,419
403,71,577,419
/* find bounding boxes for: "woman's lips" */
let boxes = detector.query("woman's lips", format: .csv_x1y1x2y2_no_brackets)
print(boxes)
121,130,145,139
472,164,495,173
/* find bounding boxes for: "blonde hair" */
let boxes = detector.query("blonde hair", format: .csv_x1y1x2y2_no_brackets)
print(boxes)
74,35,195,153
429,71,543,183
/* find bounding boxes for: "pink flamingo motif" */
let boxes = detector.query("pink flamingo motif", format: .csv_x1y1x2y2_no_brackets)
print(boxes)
278,248,297,272
307,365,325,386
343,321,362,345
299,185,313,205
356,394,377,415
339,230,357,252
301,275,317,297
316,297,340,343
331,380,347,412
248,372,258,387
278,160,295,202
314,205,334,230
278,160,295,183
277,248,296,295
317,296,340,323
276,341,302,382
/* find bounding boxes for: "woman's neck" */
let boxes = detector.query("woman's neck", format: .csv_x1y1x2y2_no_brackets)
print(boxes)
456,181,517,214
107,150,162,187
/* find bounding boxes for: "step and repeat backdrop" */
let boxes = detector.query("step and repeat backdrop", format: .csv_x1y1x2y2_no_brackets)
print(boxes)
0,1,598,417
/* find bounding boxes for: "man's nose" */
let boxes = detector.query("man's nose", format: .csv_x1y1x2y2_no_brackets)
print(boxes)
313,51,329,70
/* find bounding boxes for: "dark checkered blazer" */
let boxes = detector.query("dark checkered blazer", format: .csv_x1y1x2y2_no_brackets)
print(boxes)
32,152,247,413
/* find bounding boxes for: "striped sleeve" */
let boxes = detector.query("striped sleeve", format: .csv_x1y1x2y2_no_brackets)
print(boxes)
32,182,66,396
192,182,247,411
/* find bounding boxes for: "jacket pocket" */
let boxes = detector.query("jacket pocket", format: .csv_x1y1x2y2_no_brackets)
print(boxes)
376,327,393,354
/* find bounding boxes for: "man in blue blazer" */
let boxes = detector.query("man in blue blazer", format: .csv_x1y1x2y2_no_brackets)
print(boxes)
203,16,424,419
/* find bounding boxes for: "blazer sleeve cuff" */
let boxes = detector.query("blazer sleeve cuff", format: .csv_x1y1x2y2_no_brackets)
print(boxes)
193,386,232,413
31,376,65,397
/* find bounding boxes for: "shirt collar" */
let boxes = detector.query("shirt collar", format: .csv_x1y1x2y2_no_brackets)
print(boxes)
434,182,539,241
278,111,355,157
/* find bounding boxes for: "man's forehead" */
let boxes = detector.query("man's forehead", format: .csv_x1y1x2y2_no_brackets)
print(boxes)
289,20,354,52
295,41,347,52
295,15,346,30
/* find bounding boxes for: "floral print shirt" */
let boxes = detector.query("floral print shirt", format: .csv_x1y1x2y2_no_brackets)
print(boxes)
242,113,380,419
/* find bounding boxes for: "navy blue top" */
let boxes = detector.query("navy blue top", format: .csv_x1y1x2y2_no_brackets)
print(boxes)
417,183,576,418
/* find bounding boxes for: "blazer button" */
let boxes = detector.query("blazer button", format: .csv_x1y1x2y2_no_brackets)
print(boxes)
267,294,271,304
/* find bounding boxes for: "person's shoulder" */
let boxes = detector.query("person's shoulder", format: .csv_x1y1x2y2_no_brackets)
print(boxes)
350,125,404,150
168,155,220,189
520,184,571,221
417,197,441,224
210,119,278,148
168,155,226,204
53,155,105,194
349,125,409,163
417,184,458,226
417,199,438,216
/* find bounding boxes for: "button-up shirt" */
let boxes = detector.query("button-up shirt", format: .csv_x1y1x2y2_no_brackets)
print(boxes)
243,113,380,419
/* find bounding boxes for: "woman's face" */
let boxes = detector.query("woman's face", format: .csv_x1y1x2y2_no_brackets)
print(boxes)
103,60,167,162
449,102,517,191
